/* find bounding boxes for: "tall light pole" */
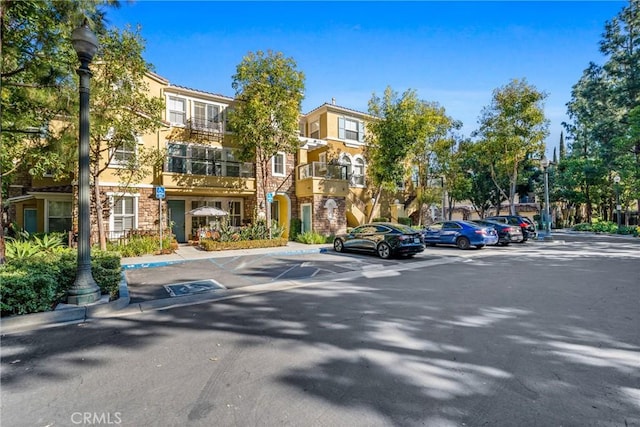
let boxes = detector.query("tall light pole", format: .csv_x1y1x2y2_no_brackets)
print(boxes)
67,22,101,305
540,157,552,240
614,174,621,228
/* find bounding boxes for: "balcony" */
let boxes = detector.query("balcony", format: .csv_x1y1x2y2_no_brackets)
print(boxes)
162,160,256,195
185,118,224,142
295,162,349,197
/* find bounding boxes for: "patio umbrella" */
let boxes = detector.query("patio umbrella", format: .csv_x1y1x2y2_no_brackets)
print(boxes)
186,206,229,217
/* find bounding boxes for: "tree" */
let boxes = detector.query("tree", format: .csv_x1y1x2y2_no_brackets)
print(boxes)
458,140,503,218
365,87,443,222
87,26,165,250
0,0,116,264
228,50,305,234
563,1,640,222
474,78,549,215
407,102,461,223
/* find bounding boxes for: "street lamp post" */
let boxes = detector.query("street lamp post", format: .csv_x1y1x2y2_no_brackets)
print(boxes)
540,157,553,241
614,174,621,228
67,22,101,305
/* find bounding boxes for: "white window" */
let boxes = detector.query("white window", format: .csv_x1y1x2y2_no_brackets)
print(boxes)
340,155,352,178
318,152,327,173
193,102,222,130
272,152,286,176
111,139,137,166
191,199,243,233
338,117,364,142
47,200,72,232
112,196,136,238
168,96,186,125
228,200,242,227
166,143,250,177
352,157,365,186
310,121,320,139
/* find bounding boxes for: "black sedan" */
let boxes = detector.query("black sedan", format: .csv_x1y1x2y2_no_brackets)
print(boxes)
333,222,424,259
472,219,524,246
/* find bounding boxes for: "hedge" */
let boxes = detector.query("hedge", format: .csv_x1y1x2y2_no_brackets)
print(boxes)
199,238,289,251
1,250,121,317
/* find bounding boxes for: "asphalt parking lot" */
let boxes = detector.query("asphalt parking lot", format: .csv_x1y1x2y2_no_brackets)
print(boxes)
124,251,439,302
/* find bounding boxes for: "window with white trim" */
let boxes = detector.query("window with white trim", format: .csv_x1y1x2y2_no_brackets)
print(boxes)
310,121,320,139
168,96,186,125
193,101,222,131
111,138,137,166
338,117,364,142
112,196,136,237
47,200,72,232
340,155,352,178
352,157,365,186
272,152,286,176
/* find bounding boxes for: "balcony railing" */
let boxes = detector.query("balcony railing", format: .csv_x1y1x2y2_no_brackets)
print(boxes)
165,159,255,178
298,162,347,180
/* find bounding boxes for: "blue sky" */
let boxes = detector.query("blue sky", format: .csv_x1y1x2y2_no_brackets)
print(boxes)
106,1,626,155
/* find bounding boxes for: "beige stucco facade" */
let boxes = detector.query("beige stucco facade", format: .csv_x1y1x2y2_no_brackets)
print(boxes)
7,73,433,243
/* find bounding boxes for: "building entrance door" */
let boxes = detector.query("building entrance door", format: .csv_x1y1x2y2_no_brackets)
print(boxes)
167,200,186,243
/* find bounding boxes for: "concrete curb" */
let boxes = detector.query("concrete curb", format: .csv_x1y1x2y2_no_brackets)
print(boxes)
0,274,132,334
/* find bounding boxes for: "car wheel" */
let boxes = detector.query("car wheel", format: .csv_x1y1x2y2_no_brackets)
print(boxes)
334,239,344,253
456,236,471,250
377,242,391,259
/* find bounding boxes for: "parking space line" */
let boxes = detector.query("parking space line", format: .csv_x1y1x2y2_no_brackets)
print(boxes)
272,263,301,282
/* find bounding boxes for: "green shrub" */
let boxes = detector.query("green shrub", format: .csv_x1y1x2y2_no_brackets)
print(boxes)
237,220,284,240
106,235,171,257
591,220,618,234
616,225,640,236
289,218,302,241
0,250,122,316
199,238,288,251
572,223,593,231
372,217,389,222
5,240,42,260
398,217,412,226
296,231,328,244
0,264,63,316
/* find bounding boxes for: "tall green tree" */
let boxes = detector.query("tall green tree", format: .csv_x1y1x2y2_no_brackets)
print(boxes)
228,50,305,232
474,78,549,215
601,0,640,213
0,0,116,264
365,87,443,222
564,0,640,222
408,102,461,223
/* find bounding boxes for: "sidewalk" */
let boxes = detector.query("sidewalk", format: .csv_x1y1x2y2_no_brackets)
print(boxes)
121,241,332,269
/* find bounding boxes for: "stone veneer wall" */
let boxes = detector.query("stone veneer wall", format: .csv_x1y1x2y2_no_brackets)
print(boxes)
298,195,347,236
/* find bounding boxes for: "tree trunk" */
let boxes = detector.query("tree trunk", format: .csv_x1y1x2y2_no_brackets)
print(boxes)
93,176,107,250
366,187,383,223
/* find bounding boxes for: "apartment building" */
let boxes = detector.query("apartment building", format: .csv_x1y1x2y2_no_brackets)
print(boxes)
7,73,390,243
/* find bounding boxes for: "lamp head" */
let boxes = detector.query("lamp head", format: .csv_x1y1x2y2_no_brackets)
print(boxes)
540,157,550,168
72,21,99,64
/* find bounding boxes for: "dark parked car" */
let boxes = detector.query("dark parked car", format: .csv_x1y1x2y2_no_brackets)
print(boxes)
484,215,537,241
422,220,498,249
333,222,424,259
472,219,524,246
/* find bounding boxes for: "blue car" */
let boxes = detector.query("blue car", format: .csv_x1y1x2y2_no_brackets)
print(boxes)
422,220,498,249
